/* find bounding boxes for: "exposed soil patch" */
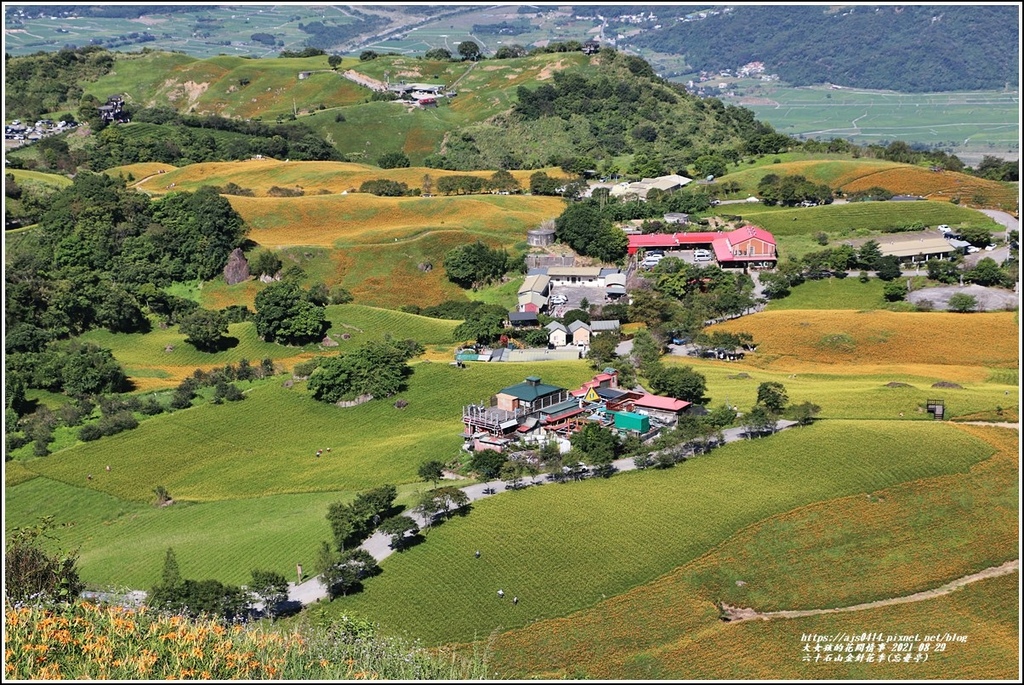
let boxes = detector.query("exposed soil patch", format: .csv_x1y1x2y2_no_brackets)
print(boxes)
884,381,913,388
907,283,1018,312
931,381,963,389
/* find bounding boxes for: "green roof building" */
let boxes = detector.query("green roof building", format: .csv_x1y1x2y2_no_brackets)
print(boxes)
495,376,568,412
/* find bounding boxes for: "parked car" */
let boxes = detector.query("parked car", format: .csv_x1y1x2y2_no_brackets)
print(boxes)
937,224,951,231
693,249,712,262
549,294,568,305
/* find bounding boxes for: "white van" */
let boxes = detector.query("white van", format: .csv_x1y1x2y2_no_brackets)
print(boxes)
641,255,664,268
693,249,712,262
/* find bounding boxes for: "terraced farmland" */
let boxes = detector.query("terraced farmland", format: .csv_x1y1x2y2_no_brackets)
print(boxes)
485,425,1017,680
316,420,996,646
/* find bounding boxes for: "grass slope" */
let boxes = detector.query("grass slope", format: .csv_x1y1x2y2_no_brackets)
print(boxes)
76,305,461,388
16,362,595,503
487,425,1017,679
315,420,994,645
719,157,1017,210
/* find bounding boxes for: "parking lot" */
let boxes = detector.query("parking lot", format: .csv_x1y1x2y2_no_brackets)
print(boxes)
547,285,608,317
637,249,714,271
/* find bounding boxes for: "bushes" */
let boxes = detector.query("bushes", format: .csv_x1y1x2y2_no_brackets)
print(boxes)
359,179,409,196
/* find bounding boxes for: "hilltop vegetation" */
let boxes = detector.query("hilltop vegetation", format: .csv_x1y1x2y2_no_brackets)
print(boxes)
634,5,1020,92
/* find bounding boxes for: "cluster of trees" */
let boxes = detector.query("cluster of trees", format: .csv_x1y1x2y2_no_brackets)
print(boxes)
359,178,409,196
297,12,389,50
252,281,328,345
4,46,115,122
5,174,246,358
757,174,833,206
554,203,629,263
307,337,421,404
421,51,781,172
443,241,518,289
318,486,397,597
149,548,290,621
5,172,64,229
633,5,1018,93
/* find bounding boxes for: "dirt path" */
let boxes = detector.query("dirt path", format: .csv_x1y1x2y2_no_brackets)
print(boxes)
721,559,1019,622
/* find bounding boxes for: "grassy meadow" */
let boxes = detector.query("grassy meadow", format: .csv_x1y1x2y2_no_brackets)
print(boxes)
485,424,1018,680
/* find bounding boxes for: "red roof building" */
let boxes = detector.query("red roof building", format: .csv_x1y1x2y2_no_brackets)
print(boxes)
627,225,777,266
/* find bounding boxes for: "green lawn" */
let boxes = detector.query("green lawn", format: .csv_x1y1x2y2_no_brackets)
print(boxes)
764,276,886,310
738,201,999,238
317,420,994,645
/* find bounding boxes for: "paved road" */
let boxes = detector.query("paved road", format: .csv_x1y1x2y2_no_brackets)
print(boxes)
978,209,1018,238
286,419,799,606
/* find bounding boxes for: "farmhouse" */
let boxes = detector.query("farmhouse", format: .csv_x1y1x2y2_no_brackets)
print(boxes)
632,394,691,425
567,320,591,346
545,321,568,347
462,370,694,450
627,225,778,268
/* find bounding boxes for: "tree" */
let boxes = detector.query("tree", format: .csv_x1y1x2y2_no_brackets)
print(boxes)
378,515,419,551
755,381,788,414
359,50,378,61
179,308,229,351
457,40,481,61
424,47,452,61
743,404,776,437
430,486,471,519
326,503,358,552
570,422,617,468
947,292,978,313
875,255,902,281
469,449,506,479
858,240,882,269
377,151,410,169
327,55,343,69
160,547,181,588
5,518,85,603
630,328,662,373
650,365,707,404
250,569,288,619
965,257,1005,287
253,281,326,345
883,280,908,302
785,401,822,426
308,339,413,403
418,459,445,488
444,241,510,288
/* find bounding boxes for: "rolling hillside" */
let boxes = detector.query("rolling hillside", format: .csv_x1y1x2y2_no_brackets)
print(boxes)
718,157,1018,211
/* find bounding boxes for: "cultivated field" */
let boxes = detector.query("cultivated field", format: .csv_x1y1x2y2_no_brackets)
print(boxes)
728,86,1020,158
313,420,996,646
128,159,571,198
485,425,1018,680
718,158,1018,212
708,310,1018,371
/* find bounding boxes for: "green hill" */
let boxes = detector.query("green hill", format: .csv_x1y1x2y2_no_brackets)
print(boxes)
633,5,1020,92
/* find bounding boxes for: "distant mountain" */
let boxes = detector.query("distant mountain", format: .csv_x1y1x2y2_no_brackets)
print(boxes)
632,5,1020,92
